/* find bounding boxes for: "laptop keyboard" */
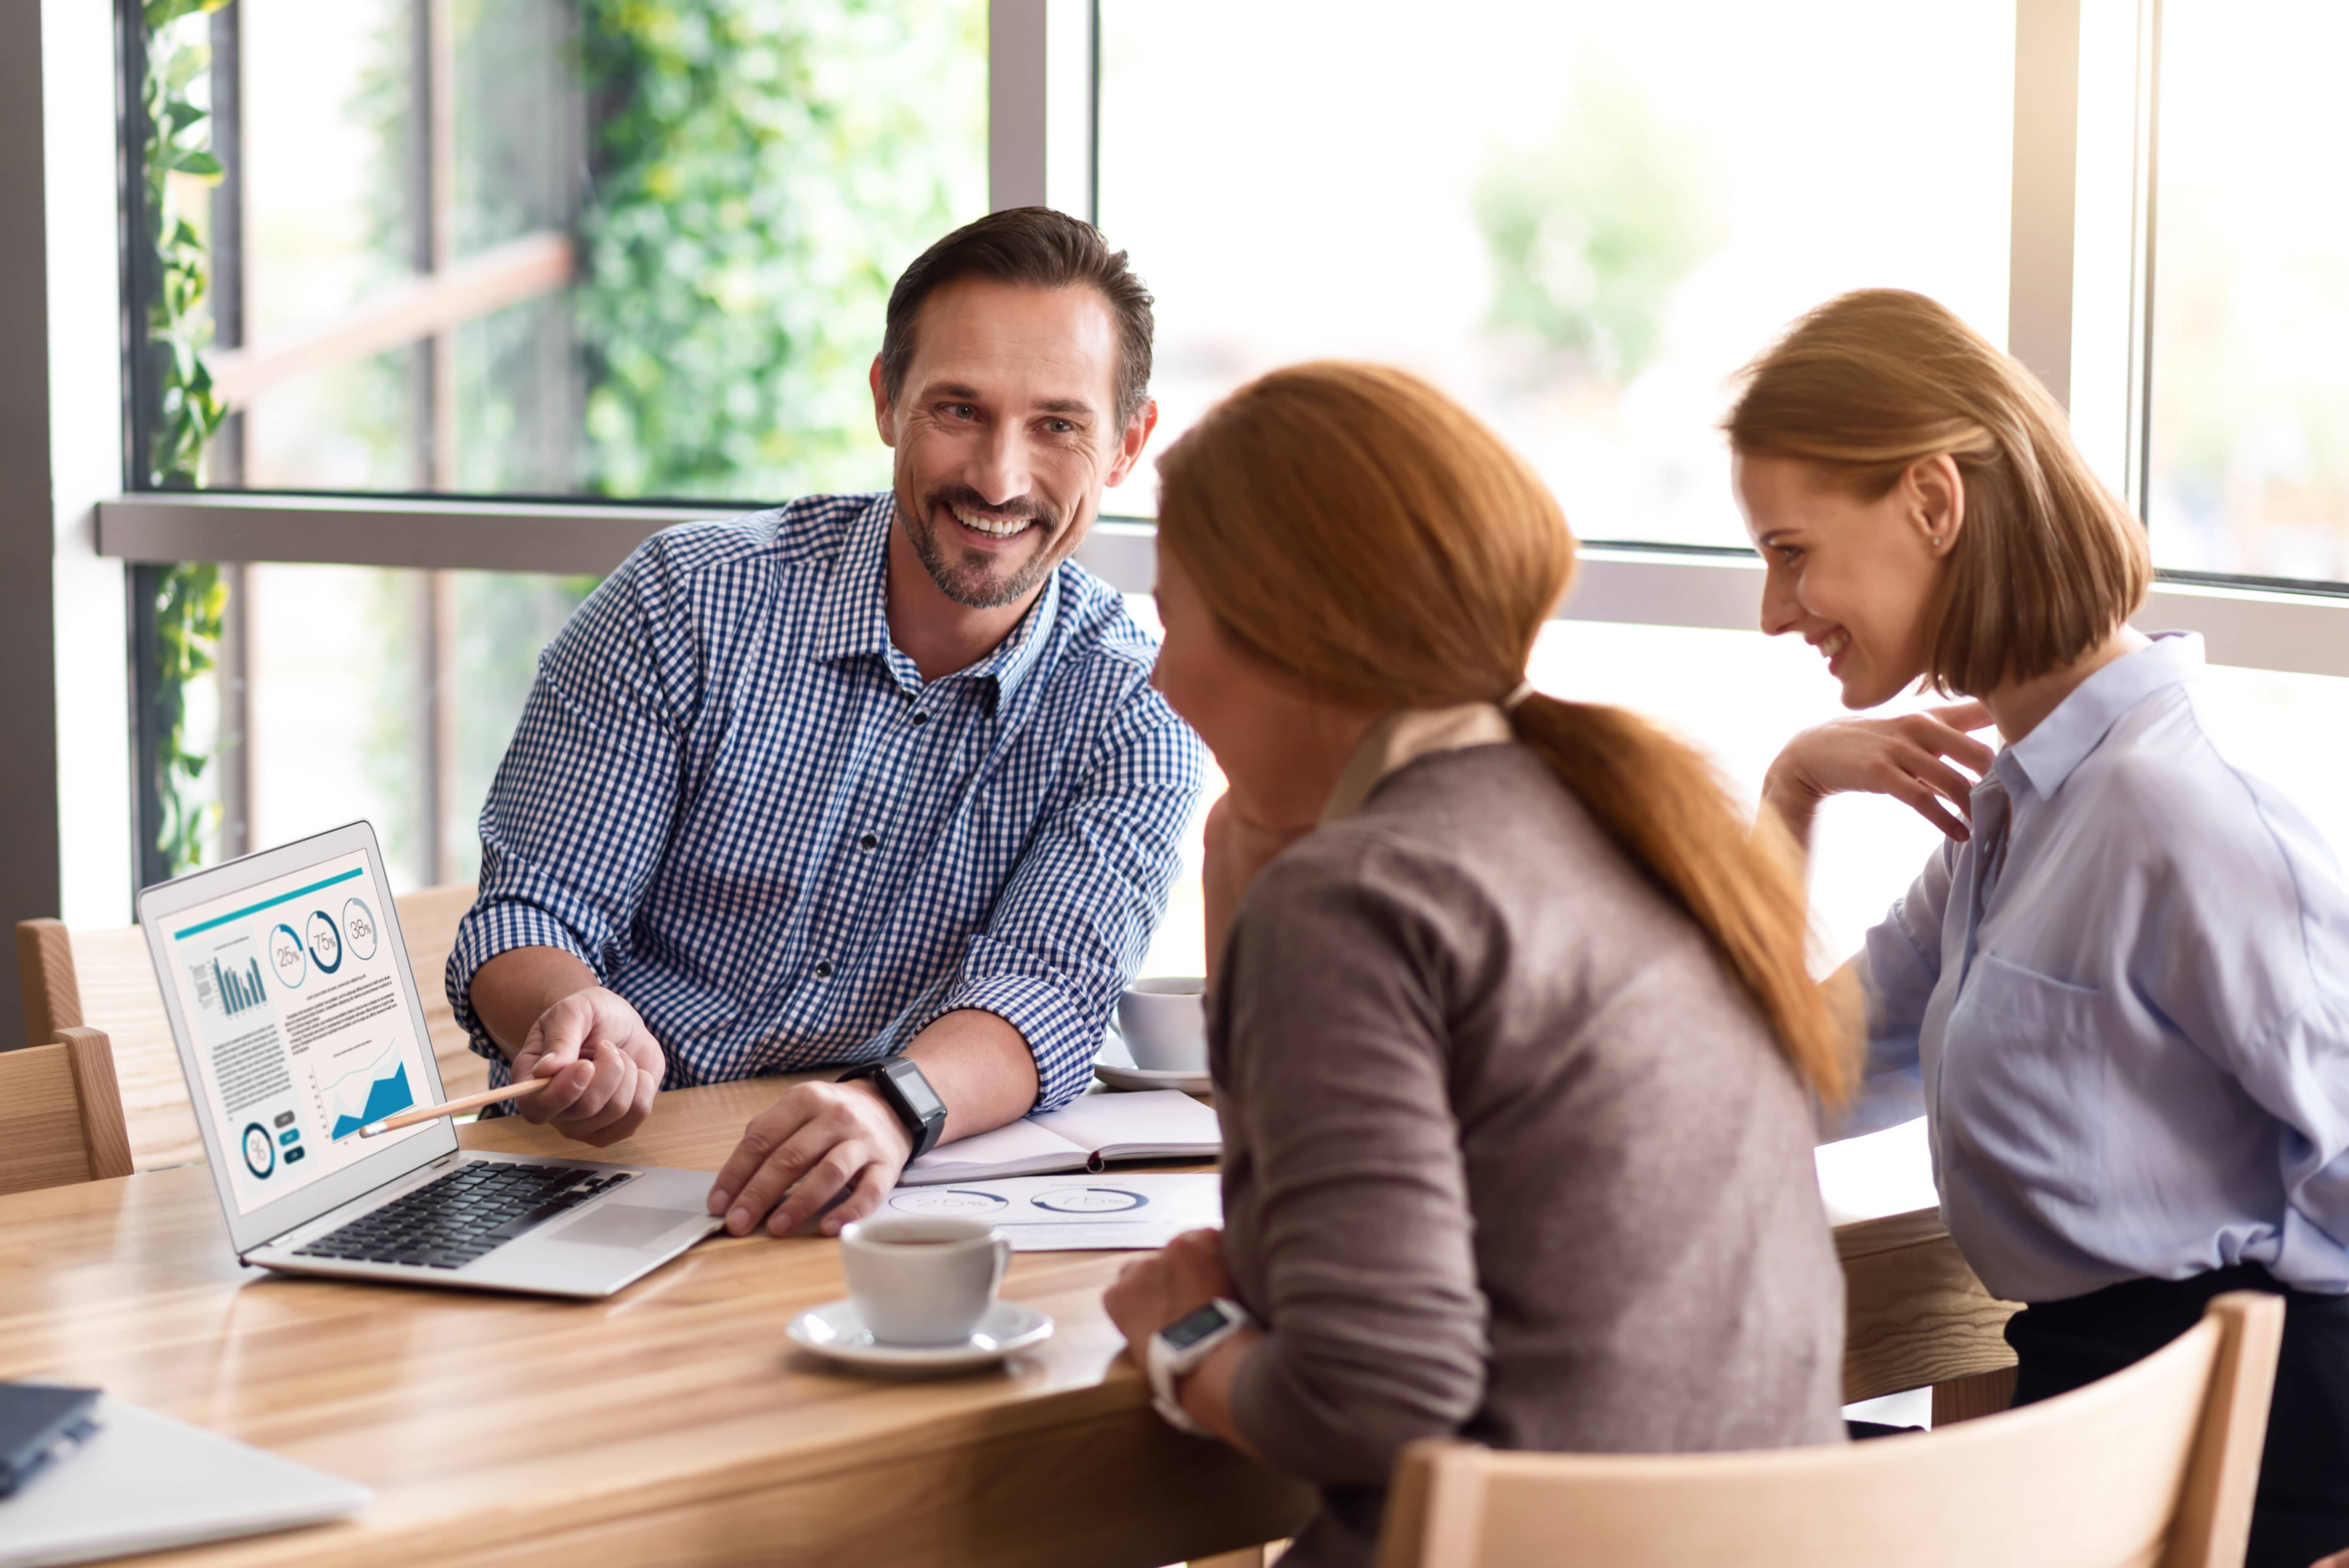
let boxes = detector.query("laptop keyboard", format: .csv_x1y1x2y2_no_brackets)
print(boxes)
292,1162,635,1270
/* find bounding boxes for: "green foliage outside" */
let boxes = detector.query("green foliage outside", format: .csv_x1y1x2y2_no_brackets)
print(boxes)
573,0,987,499
138,0,986,880
139,0,235,875
1474,68,1722,385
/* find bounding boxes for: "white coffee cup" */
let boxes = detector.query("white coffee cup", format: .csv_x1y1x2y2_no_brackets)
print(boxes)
1117,976,1208,1073
839,1215,1011,1346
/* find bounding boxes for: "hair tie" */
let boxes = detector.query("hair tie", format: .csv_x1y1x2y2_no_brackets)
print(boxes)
1500,679,1536,712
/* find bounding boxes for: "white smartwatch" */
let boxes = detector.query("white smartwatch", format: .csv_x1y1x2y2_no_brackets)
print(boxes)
1146,1297,1256,1435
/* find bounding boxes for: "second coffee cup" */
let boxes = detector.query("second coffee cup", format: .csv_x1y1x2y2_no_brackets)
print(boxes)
1117,976,1208,1073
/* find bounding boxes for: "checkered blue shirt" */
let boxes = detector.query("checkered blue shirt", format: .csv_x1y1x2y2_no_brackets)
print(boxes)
446,491,1204,1111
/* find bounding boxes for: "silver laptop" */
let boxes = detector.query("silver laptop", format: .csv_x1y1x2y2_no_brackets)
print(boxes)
138,822,720,1299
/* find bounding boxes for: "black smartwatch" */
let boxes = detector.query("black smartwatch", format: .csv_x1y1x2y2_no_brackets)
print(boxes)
836,1055,948,1159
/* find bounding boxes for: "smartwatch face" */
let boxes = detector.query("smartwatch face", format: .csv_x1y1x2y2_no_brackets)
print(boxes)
887,1058,947,1124
1162,1302,1234,1352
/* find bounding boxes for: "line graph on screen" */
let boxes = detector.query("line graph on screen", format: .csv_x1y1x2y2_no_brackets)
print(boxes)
317,1038,416,1140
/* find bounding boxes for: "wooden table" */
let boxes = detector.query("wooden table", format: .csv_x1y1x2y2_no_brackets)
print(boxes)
0,1079,1314,1568
0,1081,2018,1567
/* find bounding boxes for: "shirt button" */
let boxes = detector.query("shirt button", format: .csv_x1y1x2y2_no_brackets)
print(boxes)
814,960,834,980
910,711,929,727
857,832,878,852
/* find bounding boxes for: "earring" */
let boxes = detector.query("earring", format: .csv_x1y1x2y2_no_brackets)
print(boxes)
1930,535,1942,547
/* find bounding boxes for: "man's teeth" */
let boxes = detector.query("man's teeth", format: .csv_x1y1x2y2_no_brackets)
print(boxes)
1823,630,1849,659
953,508,1032,539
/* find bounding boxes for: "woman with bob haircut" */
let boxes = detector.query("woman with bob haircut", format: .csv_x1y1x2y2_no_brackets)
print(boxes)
1737,288,2349,1568
1102,361,1850,1568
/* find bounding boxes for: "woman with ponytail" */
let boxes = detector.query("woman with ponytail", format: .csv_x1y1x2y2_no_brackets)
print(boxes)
1102,362,1849,1568
1735,290,2349,1568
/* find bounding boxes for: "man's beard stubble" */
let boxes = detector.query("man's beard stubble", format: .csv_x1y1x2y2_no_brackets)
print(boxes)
903,484,1072,611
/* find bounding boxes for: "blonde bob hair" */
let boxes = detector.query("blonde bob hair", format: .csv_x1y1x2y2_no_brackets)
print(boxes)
1154,362,1852,1105
1726,289,2151,697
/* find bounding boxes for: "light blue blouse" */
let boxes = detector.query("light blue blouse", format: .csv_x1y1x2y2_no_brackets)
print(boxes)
1853,632,2349,1304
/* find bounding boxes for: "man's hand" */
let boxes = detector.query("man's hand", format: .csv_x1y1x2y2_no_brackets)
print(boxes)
506,987,667,1147
707,1079,913,1238
1104,1228,1239,1360
1762,701,1997,852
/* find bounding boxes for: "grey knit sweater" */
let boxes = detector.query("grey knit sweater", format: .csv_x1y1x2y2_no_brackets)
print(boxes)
1213,743,1847,1567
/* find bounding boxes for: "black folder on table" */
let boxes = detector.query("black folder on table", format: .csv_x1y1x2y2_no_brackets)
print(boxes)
0,1385,99,1498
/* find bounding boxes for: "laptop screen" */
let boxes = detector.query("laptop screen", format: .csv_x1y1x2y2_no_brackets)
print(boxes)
160,849,439,1216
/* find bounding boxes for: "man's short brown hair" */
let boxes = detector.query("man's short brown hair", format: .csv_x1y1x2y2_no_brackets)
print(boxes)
881,208,1155,427
1727,288,2151,697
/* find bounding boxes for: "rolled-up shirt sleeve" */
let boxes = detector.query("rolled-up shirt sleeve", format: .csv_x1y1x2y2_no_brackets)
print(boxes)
446,540,699,1071
922,683,1203,1111
1216,848,1491,1485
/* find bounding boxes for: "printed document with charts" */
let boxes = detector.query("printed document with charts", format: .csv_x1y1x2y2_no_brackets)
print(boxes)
900,1090,1218,1184
882,1172,1221,1251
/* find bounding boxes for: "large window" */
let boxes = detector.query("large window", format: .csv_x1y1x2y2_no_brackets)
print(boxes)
84,0,2349,978
154,0,986,502
1096,0,2014,546
124,0,987,886
2146,0,2349,584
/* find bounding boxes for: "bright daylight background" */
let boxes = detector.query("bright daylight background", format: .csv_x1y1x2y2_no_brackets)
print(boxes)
1105,0,2013,976
155,0,2349,1005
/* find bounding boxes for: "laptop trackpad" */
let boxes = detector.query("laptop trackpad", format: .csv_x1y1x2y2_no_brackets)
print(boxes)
551,1203,699,1250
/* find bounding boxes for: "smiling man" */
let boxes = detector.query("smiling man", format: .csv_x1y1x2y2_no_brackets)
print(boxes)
447,209,1203,1237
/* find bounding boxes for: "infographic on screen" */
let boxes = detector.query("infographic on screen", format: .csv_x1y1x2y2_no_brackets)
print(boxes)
164,854,434,1214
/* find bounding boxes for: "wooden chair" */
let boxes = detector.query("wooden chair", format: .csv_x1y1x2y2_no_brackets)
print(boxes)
1838,1205,2025,1423
1375,1291,2284,1568
0,1026,134,1194
15,883,483,1170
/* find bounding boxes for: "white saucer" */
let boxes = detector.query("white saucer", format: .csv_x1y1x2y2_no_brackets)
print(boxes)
1094,1061,1212,1094
786,1299,1054,1373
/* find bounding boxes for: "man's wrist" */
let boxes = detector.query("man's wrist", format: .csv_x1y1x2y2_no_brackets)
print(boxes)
836,1056,947,1159
837,1078,914,1161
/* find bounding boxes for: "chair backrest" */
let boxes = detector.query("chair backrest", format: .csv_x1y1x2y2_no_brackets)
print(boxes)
0,1026,134,1195
15,883,484,1171
1376,1291,2284,1568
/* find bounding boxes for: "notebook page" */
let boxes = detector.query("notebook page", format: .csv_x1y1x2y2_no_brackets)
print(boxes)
1030,1090,1219,1159
900,1116,1091,1183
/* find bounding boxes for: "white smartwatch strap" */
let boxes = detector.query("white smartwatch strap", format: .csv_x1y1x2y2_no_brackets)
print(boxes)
1147,1298,1255,1436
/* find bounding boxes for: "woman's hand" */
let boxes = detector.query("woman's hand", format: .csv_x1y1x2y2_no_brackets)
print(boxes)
1104,1228,1239,1356
1104,1229,1263,1453
1763,701,1997,851
1202,796,1315,976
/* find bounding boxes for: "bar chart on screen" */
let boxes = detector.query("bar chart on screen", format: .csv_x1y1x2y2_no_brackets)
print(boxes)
213,955,269,1016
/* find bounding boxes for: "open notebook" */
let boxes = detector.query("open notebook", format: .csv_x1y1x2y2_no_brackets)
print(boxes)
900,1090,1219,1185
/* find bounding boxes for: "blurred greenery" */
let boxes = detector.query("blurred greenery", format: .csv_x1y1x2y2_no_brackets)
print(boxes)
1474,68,1720,384
574,0,987,499
138,0,234,875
